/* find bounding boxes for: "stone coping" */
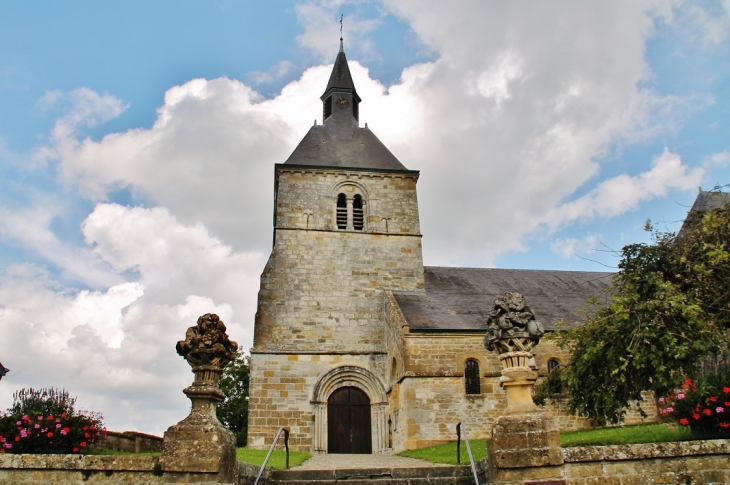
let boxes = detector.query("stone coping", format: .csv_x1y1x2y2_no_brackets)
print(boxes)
0,454,158,471
563,438,730,463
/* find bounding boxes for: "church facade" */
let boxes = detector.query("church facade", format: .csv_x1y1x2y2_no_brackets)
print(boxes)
246,43,653,454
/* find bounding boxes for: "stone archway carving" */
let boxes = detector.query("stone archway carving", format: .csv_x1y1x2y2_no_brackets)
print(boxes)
311,366,389,454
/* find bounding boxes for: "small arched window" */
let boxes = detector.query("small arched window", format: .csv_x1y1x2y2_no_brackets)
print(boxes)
336,193,347,230
464,359,481,395
353,195,364,231
547,358,562,394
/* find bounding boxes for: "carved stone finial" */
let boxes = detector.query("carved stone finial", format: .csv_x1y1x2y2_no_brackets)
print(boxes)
484,292,544,354
176,313,238,369
161,313,238,481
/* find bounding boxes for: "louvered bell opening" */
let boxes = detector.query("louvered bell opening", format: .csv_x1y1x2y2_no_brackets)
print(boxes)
465,359,481,395
353,194,364,230
336,193,347,229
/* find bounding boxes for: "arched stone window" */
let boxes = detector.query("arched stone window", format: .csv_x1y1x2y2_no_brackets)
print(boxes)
464,359,481,395
333,188,366,231
353,195,364,230
547,358,562,394
336,193,347,230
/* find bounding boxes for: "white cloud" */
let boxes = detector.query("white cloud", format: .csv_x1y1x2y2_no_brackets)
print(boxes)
247,60,296,84
0,204,266,434
550,234,600,260
704,149,730,166
544,148,704,230
295,1,382,61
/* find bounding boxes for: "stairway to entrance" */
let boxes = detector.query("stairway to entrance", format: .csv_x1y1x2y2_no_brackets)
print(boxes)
268,454,479,484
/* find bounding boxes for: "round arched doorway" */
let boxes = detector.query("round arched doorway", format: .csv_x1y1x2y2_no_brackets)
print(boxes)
327,386,372,454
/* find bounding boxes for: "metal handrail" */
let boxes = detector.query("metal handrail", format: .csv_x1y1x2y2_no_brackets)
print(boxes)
457,422,480,485
253,427,290,485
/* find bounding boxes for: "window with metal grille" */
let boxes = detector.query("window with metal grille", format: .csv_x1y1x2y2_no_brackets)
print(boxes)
336,193,347,229
353,194,364,230
465,359,481,395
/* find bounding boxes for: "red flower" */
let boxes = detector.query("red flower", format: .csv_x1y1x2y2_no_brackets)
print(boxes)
721,423,730,429
80,442,87,447
724,387,730,393
63,427,70,433
693,413,701,420
46,432,54,438
84,433,90,438
710,396,718,402
83,426,88,431
73,447,79,453
679,418,689,425
14,437,19,442
703,409,712,416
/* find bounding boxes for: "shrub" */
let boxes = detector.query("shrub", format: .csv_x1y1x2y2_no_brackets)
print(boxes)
0,388,104,454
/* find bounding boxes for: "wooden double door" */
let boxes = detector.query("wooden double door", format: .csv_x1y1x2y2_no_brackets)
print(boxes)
327,386,372,454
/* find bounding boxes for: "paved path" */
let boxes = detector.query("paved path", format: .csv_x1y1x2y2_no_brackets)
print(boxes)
292,454,451,470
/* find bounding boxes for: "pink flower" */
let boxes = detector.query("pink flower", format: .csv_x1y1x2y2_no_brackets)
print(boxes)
677,393,685,399
37,416,43,420
15,421,21,426
717,407,724,413
665,407,674,413
659,397,665,403
55,424,61,429
34,424,39,429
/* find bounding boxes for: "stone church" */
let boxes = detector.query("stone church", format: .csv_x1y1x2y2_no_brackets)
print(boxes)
246,42,638,454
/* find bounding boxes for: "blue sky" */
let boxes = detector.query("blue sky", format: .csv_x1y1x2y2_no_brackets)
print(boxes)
1,1,729,433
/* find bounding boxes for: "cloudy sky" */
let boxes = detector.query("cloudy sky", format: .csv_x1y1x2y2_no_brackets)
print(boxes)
1,1,729,435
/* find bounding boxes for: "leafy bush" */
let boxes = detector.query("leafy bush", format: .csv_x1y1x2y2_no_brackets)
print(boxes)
217,351,249,446
0,388,104,454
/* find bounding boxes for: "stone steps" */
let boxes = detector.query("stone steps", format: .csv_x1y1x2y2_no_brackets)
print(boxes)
269,465,478,484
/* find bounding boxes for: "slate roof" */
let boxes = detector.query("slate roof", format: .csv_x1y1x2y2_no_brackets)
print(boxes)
678,190,730,235
392,266,614,332
282,125,410,171
321,45,361,103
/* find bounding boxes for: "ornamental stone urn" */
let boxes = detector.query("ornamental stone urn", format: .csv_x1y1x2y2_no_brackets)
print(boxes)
484,293,563,479
484,291,544,414
160,313,238,482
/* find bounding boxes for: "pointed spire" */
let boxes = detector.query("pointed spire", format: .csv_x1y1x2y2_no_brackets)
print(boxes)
322,49,359,99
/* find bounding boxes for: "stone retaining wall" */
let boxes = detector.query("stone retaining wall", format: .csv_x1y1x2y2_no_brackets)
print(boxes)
92,430,164,453
483,439,730,485
0,454,267,484
562,439,730,485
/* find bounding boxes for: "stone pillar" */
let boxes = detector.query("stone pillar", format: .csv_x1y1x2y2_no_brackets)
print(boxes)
372,403,389,454
313,402,327,454
346,197,354,230
160,313,238,483
484,293,565,485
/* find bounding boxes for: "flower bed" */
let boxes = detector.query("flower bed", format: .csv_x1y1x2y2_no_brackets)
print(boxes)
659,378,730,439
0,388,104,454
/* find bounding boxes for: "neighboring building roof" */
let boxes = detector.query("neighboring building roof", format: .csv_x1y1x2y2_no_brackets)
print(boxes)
679,190,730,235
282,125,409,171
392,266,613,332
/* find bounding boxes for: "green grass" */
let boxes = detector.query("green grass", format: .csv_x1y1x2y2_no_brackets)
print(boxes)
236,448,311,470
560,423,691,447
398,439,487,466
397,423,692,465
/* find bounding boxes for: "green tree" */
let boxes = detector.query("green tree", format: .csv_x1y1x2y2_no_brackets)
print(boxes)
555,196,730,425
217,351,250,446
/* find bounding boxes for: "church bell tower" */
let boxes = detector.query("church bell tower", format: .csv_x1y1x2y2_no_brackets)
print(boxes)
247,40,424,455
